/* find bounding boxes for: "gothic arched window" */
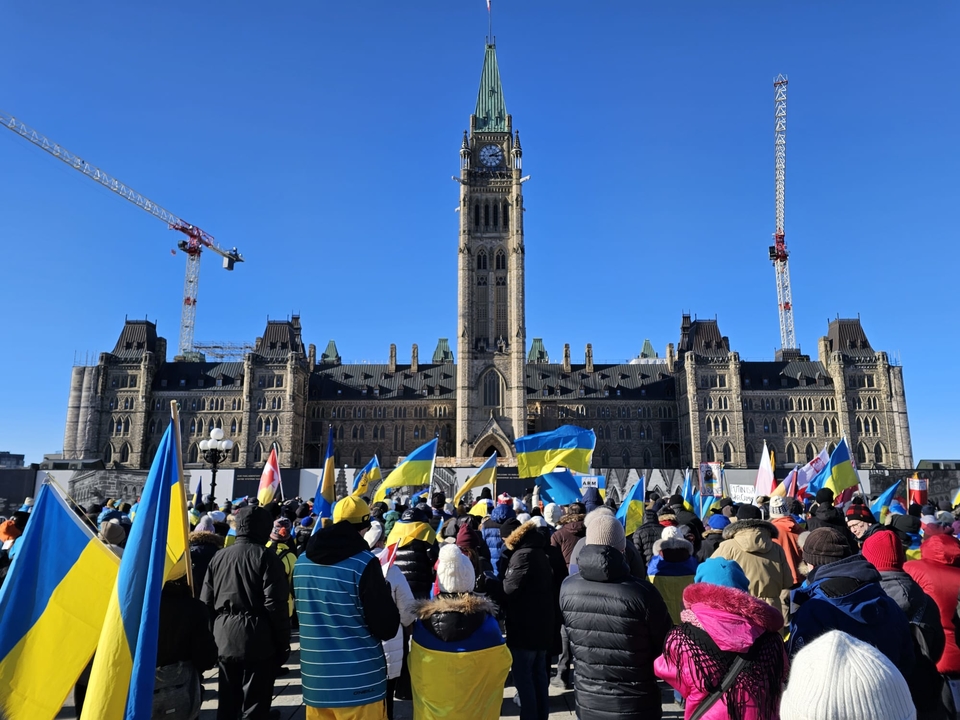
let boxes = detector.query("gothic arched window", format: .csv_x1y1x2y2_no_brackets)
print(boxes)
473,204,480,228
621,448,631,467
482,370,502,409
119,443,130,463
477,250,487,270
874,442,885,464
786,444,796,464
746,444,755,466
104,444,113,464
495,249,506,270
748,419,755,434
723,443,732,463
502,203,509,230
253,443,263,463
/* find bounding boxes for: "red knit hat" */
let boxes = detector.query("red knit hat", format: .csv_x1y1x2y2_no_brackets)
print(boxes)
862,529,906,572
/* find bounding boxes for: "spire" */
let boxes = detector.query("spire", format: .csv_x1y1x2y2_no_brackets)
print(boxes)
475,44,507,132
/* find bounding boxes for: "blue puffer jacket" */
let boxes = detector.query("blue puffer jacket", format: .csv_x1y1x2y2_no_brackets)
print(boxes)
788,554,915,676
480,504,515,578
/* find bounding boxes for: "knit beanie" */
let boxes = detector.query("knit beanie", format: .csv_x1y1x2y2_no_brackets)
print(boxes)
694,557,749,591
803,527,852,567
845,500,876,525
938,511,955,525
543,503,562,528
707,514,730,531
585,513,626,553
364,521,384,549
270,518,292,542
497,492,512,505
479,487,493,501
566,502,586,516
769,495,788,517
862,529,906,572
736,503,763,521
436,544,476,594
815,488,835,505
455,521,481,553
584,506,615,528
516,513,532,525
780,630,916,720
668,493,685,509
890,513,921,536
99,521,125,546
195,515,216,534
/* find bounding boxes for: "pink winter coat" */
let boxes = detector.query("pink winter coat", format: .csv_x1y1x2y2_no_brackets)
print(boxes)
654,583,788,720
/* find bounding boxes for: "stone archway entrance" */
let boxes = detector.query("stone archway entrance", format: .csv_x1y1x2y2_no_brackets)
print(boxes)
474,435,511,459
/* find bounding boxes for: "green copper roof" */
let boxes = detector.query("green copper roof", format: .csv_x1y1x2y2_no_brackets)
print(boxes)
475,44,507,132
432,338,454,364
640,339,658,359
528,338,549,364
321,340,340,365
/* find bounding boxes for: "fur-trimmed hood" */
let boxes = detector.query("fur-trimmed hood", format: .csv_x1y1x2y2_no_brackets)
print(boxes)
504,519,544,550
189,530,224,548
681,582,783,653
658,512,678,524
722,518,778,540
557,512,585,527
414,592,498,621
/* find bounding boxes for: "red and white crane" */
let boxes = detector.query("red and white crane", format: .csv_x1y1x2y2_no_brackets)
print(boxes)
0,109,243,358
768,75,796,351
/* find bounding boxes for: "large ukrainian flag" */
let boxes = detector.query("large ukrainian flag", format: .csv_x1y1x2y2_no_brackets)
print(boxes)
453,452,497,507
374,438,438,503
515,425,595,478
616,474,646,537
80,420,181,720
314,428,337,521
0,482,120,720
809,438,860,498
352,455,382,498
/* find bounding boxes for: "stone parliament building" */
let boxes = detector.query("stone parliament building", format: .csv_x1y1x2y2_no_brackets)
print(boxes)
61,43,913,480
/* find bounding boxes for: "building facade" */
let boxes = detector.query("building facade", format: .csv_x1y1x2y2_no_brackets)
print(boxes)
61,43,913,476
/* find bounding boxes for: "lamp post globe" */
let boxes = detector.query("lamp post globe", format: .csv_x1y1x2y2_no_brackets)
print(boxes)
200,428,233,508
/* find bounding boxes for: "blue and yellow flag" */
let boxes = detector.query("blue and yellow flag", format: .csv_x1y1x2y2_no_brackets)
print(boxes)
80,420,181,720
454,452,498,507
515,425,595,478
314,428,337,522
374,438,438,503
352,455,382,498
681,468,696,512
191,477,202,507
536,468,583,505
0,483,120,720
871,480,902,525
809,438,860,498
616,474,646,537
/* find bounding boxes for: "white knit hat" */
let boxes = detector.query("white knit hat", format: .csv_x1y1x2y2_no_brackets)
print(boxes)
584,506,615,528
780,631,916,720
585,513,626,552
363,521,384,550
543,503,562,527
436,544,475,593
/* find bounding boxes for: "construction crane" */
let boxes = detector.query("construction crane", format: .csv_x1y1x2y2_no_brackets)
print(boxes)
0,110,243,358
768,75,796,352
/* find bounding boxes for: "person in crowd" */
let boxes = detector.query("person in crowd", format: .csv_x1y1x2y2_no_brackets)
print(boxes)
500,517,558,720
581,487,603,515
381,502,400,539
788,527,915,678
188,515,223,597
201,505,291,720
806,488,859,554
294,496,400,720
389,507,439,600
633,497,667,566
550,501,586,567
560,511,672,719
569,507,645,578
295,516,314,551
427,491,450,532
409,544,512,720
456,518,493,581
542,503,562,533
712,503,793,620
845,498,879,545
655,557,788,720
153,577,218,719
365,521,416,720
265,518,298,621
481,495,516,576
697,513,729,563
668,494,706,557
891,513,924,560
780,630,917,720
98,520,126,558
647,528,697,624
768,496,803,587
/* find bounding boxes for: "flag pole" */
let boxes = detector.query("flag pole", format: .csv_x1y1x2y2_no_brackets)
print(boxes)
170,400,195,595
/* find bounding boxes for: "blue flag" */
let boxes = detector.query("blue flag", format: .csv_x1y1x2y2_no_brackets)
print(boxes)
536,469,583,505
616,475,646,536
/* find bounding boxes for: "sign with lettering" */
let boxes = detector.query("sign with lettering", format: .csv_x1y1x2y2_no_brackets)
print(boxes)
728,484,756,504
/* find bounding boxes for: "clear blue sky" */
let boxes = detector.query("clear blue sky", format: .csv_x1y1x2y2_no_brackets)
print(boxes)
1,2,956,465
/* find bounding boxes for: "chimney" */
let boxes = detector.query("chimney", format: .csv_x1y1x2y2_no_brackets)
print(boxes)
308,343,316,372
585,343,594,373
666,343,675,373
411,343,419,373
562,343,571,373
389,343,397,373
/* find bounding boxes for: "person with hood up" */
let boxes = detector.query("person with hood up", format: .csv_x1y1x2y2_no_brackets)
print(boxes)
550,501,586,567
788,527,915,680
654,557,788,720
98,520,126,558
265,517,298,619
481,496,515,576
647,527,698,624
365,522,416,720
906,533,960,683
697,514,729,562
201,505,291,720
295,496,400,720
805,488,859,555
388,507,439,600
188,515,223,598
560,512,672,719
633,497,667,566
712,504,793,620
409,544,512,720
542,502,562,532
768,495,804,590
498,517,558,720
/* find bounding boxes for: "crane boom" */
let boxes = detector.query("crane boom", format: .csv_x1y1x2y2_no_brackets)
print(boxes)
0,109,243,356
768,75,796,351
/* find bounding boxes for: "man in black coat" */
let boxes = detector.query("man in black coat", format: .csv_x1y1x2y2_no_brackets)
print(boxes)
668,493,705,556
632,498,666,567
201,506,291,720
392,507,440,599
560,513,672,720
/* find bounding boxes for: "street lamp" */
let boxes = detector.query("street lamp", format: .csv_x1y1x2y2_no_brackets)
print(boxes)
199,427,233,507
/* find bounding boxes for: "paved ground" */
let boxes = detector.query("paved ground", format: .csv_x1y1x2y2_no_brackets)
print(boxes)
57,634,684,719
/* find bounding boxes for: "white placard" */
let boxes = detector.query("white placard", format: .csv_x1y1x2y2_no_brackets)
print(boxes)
728,484,756,504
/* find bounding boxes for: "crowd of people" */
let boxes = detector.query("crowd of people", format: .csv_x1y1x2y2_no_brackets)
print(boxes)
3,482,960,720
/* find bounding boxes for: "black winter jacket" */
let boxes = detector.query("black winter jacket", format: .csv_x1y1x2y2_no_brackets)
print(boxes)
502,520,558,651
633,512,663,567
673,507,705,555
415,592,496,643
188,531,223,598
806,504,860,554
200,507,291,663
157,583,218,671
697,530,725,562
394,531,439,600
560,544,672,720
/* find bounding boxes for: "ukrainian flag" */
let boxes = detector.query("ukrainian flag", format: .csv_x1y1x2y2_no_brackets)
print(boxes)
314,428,337,522
454,452,498,507
191,477,202,507
352,455,382,499
80,420,181,720
681,468,696,512
515,425,595,478
616,474,646,537
536,468,583,505
871,480,902,525
810,438,860,498
0,483,120,720
374,438,438,503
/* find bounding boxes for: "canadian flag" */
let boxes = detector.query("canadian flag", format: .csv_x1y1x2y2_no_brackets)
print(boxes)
380,542,399,571
257,447,282,506
754,440,776,497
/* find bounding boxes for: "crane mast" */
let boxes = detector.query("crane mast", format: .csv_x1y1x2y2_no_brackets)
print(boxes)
0,110,243,357
769,75,796,352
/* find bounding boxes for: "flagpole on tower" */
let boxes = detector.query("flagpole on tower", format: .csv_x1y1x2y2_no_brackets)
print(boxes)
487,0,492,44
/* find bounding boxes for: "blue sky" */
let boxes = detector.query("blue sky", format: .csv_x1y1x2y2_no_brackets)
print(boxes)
0,2,956,464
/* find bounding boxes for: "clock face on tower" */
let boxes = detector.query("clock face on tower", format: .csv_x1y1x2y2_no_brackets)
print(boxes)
479,144,504,167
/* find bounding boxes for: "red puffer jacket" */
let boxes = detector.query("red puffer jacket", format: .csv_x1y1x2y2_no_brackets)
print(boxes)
905,534,960,675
